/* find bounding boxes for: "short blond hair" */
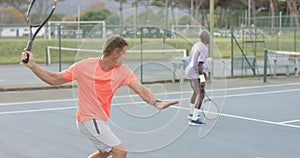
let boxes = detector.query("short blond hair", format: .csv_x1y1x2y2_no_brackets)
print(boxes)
102,35,128,56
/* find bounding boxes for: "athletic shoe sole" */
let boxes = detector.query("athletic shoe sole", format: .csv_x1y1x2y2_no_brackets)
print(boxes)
189,120,205,126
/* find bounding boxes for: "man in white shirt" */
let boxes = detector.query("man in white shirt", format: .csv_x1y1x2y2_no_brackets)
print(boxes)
185,30,210,126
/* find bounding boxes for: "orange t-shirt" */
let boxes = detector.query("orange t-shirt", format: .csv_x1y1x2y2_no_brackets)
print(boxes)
60,58,137,122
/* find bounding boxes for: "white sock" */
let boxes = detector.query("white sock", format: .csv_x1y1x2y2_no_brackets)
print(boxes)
189,103,194,115
192,109,201,121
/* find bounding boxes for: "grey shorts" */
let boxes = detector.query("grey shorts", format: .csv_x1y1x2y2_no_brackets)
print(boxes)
77,119,121,153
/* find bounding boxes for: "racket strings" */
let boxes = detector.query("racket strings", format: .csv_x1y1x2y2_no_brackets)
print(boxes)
27,0,56,25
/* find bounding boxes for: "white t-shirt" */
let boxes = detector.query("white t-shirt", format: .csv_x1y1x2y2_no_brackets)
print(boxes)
185,41,208,79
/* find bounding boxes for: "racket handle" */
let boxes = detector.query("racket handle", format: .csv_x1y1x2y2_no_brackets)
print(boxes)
23,41,33,63
22,53,30,63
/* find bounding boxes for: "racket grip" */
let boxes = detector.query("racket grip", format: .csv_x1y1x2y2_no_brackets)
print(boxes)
22,53,30,63
23,41,32,63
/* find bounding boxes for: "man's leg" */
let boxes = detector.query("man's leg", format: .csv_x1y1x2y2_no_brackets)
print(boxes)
110,144,127,158
188,91,197,118
77,120,126,158
189,80,198,118
88,151,110,158
189,80,198,104
189,80,205,125
195,82,205,109
88,144,127,158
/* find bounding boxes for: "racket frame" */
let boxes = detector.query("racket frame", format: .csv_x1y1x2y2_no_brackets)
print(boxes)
201,91,220,120
23,0,57,63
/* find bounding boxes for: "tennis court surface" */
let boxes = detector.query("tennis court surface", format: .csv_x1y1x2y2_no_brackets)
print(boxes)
1,77,300,158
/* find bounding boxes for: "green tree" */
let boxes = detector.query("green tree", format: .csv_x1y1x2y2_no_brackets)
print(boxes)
50,13,64,21
80,3,112,37
81,8,111,21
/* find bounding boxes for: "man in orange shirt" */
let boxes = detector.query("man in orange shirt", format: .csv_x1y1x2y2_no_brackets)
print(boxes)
21,35,179,158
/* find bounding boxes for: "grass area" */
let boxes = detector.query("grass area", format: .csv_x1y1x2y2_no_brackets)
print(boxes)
0,38,78,64
0,36,298,64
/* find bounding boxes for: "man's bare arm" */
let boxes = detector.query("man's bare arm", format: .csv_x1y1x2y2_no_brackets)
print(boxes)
128,80,179,109
22,50,68,85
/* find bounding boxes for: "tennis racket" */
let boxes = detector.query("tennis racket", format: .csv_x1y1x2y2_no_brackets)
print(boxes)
201,91,220,120
22,0,57,63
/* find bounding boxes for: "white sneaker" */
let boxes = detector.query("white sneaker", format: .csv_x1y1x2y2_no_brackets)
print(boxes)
187,114,200,120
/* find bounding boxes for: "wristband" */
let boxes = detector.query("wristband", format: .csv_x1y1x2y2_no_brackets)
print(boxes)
199,74,205,83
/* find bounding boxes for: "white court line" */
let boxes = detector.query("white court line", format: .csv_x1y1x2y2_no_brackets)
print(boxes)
171,106,300,129
102,82,300,98
0,99,77,106
215,82,300,91
1,101,300,129
0,106,75,115
278,119,300,124
1,100,300,130
1,105,300,130
2,83,300,106
0,89,300,110
1,85,300,129
219,113,300,129
222,88,300,98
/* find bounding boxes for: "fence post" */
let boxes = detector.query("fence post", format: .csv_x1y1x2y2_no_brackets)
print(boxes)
263,49,268,83
45,47,48,66
58,24,62,72
231,27,234,77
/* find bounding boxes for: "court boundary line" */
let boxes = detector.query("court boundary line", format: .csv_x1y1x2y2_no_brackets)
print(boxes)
278,119,300,124
1,103,299,129
1,82,300,106
0,106,75,115
170,106,300,129
1,88,300,129
1,83,300,129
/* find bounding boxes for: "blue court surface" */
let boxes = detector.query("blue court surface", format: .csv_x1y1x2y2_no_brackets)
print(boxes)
0,83,300,158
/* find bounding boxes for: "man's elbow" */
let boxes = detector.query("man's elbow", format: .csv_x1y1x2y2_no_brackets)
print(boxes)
49,81,62,86
45,80,62,86
46,75,66,86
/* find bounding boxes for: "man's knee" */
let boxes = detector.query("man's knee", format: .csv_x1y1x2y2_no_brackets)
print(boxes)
88,151,110,158
111,144,127,158
111,149,127,158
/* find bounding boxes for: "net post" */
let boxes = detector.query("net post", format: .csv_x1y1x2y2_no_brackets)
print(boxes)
263,48,268,83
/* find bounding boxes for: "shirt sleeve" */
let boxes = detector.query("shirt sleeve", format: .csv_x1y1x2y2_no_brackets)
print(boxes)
127,72,138,85
111,65,138,92
119,66,138,86
60,64,76,82
198,48,208,63
197,43,208,62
